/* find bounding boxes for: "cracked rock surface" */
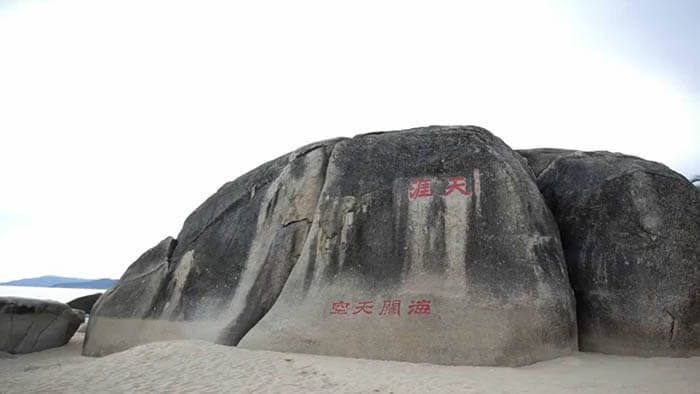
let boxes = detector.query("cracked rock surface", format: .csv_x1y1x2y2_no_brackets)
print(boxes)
519,149,700,356
0,297,83,354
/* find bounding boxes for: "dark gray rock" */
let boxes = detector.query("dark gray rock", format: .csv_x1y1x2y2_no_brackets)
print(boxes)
83,237,177,355
0,297,83,354
67,293,102,313
83,139,342,356
83,126,578,365
239,126,577,366
519,149,700,357
517,148,576,177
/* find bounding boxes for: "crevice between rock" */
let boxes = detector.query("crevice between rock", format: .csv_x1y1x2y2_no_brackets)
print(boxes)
282,218,312,228
232,140,343,342
665,309,677,345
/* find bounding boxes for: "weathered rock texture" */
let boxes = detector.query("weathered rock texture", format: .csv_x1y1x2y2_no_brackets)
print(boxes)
519,149,700,356
83,126,577,366
1,297,84,354
83,236,183,354
238,127,577,366
83,139,341,356
67,293,102,314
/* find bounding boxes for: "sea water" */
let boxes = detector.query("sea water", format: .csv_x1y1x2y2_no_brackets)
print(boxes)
0,285,104,303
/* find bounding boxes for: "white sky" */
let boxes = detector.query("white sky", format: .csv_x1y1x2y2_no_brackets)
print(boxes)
1,0,698,281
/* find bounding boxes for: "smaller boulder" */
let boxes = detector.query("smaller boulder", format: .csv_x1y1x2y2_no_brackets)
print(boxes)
519,149,700,356
0,297,84,354
72,308,86,322
67,293,102,314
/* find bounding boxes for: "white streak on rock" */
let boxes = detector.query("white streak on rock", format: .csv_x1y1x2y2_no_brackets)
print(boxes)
215,149,326,329
406,192,431,275
473,168,482,218
162,250,195,317
444,189,468,290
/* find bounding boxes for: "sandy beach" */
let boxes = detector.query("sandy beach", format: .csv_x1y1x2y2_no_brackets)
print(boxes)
1,333,698,393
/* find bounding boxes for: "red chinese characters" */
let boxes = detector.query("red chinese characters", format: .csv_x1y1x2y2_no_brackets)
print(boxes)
353,301,374,315
378,299,401,316
408,299,431,315
443,177,471,196
330,299,431,317
330,300,350,315
408,179,433,200
408,177,471,199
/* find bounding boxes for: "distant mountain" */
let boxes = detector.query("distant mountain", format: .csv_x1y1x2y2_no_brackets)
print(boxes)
0,275,87,287
51,279,116,289
0,275,117,289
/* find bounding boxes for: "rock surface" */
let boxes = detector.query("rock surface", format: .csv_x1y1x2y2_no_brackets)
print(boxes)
519,149,700,356
0,297,83,354
516,148,575,177
83,139,342,356
236,126,578,366
83,237,177,355
67,293,103,314
83,126,577,366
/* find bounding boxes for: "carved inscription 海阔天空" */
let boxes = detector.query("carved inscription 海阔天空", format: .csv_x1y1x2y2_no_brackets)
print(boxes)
329,299,432,316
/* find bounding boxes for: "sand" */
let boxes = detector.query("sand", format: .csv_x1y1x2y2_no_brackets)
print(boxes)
1,333,699,393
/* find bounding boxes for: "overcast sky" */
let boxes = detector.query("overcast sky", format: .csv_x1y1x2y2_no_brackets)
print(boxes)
0,0,698,281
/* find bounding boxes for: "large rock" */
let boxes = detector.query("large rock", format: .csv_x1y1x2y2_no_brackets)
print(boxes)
83,237,177,355
519,149,700,356
0,297,83,354
84,126,578,366
67,293,103,313
239,126,577,366
83,139,341,356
